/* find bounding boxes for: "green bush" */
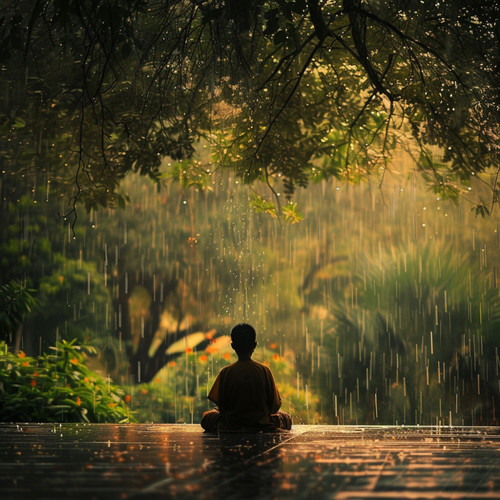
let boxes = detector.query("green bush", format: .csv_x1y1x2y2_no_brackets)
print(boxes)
0,339,132,423
0,281,36,343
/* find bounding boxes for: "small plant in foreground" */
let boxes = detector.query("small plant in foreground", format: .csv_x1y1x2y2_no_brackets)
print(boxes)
0,339,132,423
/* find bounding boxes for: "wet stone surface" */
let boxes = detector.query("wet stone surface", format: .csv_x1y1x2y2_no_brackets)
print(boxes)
0,423,499,499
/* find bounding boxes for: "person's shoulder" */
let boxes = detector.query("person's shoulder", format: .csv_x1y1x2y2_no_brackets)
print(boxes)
251,359,266,367
251,359,273,373
220,361,237,373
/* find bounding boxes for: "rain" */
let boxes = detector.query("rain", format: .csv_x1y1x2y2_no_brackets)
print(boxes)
3,146,497,426
1,2,500,497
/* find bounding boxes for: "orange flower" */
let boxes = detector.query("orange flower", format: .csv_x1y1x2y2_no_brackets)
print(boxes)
223,352,231,360
185,347,192,354
18,351,26,358
109,403,117,408
199,355,208,362
272,354,280,360
84,377,90,383
141,389,148,395
168,361,176,367
187,235,198,248
33,372,39,377
30,379,37,387
263,361,269,366
70,357,78,365
269,343,277,350
22,361,29,367
155,377,161,383
125,394,132,403
76,396,81,406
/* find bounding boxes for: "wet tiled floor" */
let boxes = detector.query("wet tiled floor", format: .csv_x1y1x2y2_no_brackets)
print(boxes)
0,423,499,499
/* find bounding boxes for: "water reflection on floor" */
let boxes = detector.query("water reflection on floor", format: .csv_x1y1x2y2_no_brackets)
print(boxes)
0,424,499,499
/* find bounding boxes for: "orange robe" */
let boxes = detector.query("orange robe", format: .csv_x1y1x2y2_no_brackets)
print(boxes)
208,359,281,427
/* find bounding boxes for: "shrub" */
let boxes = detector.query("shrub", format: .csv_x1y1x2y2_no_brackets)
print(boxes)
0,281,36,344
0,339,132,423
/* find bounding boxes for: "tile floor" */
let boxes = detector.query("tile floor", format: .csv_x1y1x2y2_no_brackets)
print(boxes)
1,423,499,499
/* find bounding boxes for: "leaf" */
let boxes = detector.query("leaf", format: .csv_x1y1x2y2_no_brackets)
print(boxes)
250,194,278,217
282,201,303,224
12,117,26,129
473,202,490,217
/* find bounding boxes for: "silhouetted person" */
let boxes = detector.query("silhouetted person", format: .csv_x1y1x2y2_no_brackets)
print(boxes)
201,323,292,432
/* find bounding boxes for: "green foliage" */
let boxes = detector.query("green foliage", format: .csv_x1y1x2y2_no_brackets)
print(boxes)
163,160,213,192
35,257,110,345
0,281,36,342
2,157,500,426
282,201,303,224
251,194,278,217
0,188,111,350
320,243,500,425
0,339,132,423
1,0,498,216
250,194,303,223
473,202,490,218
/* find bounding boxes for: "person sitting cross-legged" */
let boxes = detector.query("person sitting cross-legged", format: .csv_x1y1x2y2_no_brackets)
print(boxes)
201,323,292,432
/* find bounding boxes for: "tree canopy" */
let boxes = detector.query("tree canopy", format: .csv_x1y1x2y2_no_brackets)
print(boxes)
1,0,499,220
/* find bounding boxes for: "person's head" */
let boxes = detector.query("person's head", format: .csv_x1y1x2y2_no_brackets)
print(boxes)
231,323,257,357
